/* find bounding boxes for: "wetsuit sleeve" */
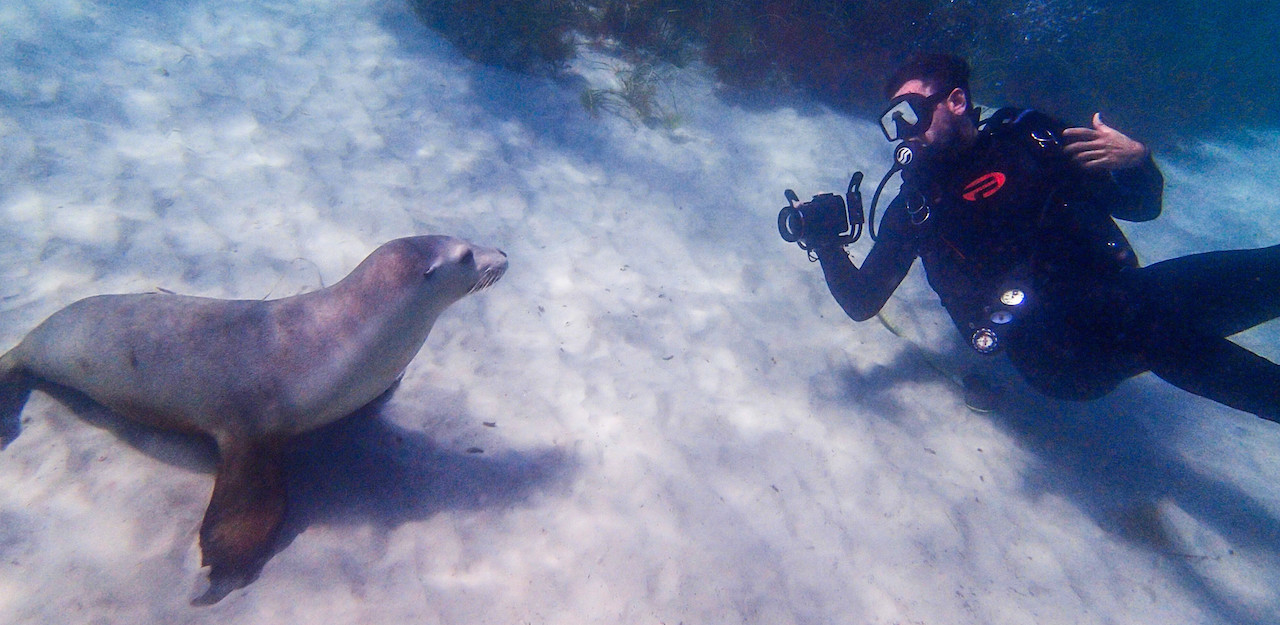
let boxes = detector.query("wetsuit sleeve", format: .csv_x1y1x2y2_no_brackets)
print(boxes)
1104,155,1163,222
813,195,916,321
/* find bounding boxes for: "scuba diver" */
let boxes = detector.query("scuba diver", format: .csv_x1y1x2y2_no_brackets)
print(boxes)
793,53,1280,419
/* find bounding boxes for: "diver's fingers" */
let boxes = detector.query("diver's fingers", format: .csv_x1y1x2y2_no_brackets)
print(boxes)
1062,136,1099,149
1061,127,1099,143
1071,147,1110,159
1061,125,1098,139
1065,113,1119,143
1070,149,1114,169
1062,138,1108,155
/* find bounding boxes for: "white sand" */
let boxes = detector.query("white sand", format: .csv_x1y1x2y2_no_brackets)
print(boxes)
1,1,1278,623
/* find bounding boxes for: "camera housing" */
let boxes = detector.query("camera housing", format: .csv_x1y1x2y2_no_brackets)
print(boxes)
778,172,864,251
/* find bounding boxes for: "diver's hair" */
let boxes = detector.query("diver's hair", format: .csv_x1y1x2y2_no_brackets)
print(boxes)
884,53,971,100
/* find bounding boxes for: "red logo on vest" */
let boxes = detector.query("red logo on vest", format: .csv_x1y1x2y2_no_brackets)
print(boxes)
962,172,1007,201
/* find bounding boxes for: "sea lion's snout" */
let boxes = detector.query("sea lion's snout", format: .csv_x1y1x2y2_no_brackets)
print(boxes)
394,236,508,297
469,247,508,294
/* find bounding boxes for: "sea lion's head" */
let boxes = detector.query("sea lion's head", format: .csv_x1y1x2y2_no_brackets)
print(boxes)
418,235,507,297
361,235,507,305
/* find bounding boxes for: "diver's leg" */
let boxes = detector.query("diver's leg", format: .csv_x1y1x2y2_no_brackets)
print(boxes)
1139,243,1280,337
1145,334,1280,422
1006,315,1142,402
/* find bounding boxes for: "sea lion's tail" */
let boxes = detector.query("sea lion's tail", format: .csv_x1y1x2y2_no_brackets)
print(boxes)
0,347,33,449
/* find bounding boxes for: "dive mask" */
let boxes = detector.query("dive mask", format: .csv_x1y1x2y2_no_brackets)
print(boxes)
878,91,948,142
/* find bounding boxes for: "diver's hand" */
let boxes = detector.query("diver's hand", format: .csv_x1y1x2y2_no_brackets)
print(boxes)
1062,113,1149,170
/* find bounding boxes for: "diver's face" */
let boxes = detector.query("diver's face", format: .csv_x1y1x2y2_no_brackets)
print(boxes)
892,79,969,152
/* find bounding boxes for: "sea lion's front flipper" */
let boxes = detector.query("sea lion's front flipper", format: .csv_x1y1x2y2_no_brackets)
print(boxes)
0,350,33,449
193,434,287,605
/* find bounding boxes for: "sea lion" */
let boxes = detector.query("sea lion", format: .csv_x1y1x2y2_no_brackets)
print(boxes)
0,235,507,603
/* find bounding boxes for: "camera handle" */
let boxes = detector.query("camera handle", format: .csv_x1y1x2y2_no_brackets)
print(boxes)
845,172,865,230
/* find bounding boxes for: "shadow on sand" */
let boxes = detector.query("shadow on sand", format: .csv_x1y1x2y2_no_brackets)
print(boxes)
834,346,1280,625
281,397,576,537
11,380,577,604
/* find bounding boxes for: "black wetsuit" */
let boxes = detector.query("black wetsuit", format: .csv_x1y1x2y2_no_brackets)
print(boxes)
816,108,1280,420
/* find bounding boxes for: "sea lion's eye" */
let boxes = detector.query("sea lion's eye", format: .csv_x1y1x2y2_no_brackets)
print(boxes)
461,249,475,265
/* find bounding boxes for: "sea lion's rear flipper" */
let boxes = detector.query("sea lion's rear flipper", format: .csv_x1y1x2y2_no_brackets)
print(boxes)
193,435,287,605
0,349,33,449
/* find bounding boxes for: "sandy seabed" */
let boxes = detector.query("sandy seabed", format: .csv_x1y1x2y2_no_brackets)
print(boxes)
2,1,1279,623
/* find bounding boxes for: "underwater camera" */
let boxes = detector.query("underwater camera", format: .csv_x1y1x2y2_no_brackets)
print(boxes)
777,172,865,251
779,141,923,253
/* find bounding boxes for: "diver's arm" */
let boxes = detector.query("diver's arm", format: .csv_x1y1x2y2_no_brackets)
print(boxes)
1105,154,1163,221
1062,112,1163,221
813,198,916,322
1062,148,1164,222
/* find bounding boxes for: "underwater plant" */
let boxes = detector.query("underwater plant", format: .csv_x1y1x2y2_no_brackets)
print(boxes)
579,60,683,130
